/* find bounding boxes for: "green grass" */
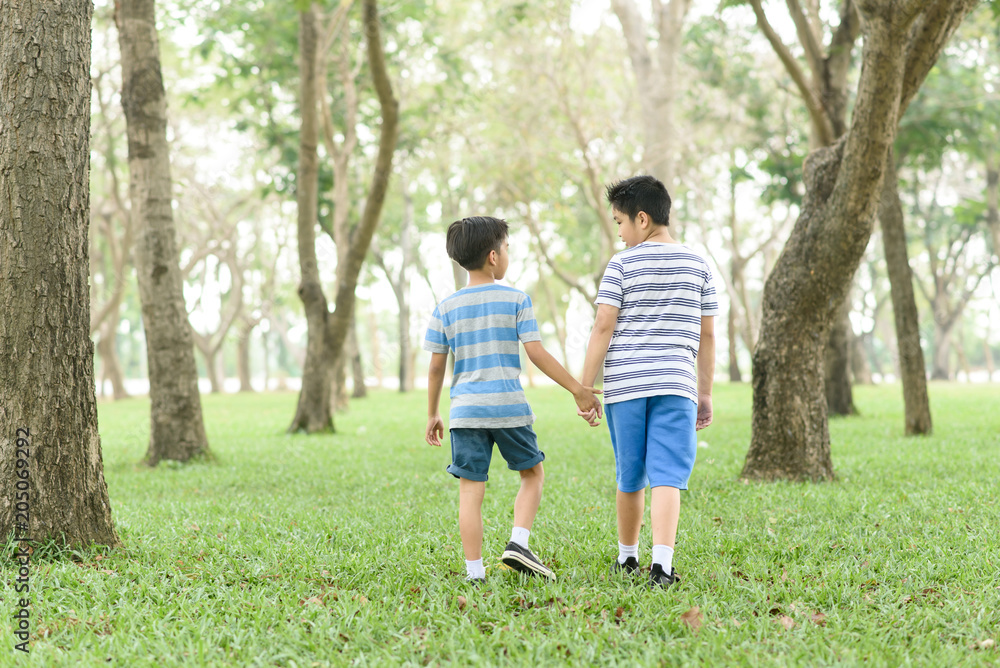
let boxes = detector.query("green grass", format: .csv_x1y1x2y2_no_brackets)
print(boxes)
3,382,999,666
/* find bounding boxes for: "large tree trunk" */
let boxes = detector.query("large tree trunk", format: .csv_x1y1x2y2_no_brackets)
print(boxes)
1,0,121,546
824,301,857,415
986,154,999,257
879,152,931,434
850,328,873,385
118,0,210,465
743,0,976,481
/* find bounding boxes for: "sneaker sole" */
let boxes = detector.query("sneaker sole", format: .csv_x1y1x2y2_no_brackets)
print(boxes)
501,550,555,580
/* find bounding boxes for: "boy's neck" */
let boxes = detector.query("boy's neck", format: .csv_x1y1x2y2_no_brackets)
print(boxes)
640,226,677,244
466,269,496,287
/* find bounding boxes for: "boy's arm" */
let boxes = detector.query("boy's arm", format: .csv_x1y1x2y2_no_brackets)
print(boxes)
425,352,448,446
696,315,715,430
581,304,619,388
522,341,602,418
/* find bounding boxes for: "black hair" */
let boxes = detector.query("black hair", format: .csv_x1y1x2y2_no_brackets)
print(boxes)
445,216,509,271
605,175,672,226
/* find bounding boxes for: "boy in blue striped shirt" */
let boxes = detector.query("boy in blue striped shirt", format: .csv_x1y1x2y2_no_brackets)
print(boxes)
424,216,601,583
580,176,719,588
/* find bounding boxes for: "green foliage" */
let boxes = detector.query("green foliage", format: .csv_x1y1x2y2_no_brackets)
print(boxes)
3,385,999,664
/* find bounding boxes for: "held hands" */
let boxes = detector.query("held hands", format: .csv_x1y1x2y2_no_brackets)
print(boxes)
574,386,603,427
696,394,713,430
425,415,444,446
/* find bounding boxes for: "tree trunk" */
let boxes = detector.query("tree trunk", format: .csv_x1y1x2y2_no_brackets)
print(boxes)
611,0,688,202
1,0,121,546
323,0,399,403
850,328,872,385
290,0,398,431
985,336,996,382
97,321,130,400
289,6,334,433
743,0,977,481
369,305,384,388
350,320,367,398
879,152,931,434
825,301,857,415
986,154,999,258
198,347,222,394
118,0,210,465
931,317,954,381
237,322,254,392
955,327,971,381
728,302,743,382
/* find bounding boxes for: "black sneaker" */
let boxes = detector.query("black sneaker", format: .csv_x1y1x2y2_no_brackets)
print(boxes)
648,564,680,589
501,541,555,580
609,556,640,576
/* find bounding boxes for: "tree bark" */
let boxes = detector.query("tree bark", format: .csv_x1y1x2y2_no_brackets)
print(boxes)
878,152,931,434
349,322,367,398
850,327,872,385
117,0,210,465
1,0,121,546
743,0,977,481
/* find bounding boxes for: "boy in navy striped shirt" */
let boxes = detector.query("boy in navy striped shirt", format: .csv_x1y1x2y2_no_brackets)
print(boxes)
580,176,719,588
424,216,601,583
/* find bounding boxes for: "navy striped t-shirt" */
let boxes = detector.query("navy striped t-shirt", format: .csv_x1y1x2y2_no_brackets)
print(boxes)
595,242,719,404
423,284,542,429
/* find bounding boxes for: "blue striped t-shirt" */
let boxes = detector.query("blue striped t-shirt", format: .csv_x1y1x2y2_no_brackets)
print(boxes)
423,284,542,429
595,242,719,404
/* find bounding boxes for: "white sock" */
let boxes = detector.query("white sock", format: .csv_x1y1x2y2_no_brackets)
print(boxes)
510,526,530,549
652,544,674,572
617,542,639,564
465,558,485,579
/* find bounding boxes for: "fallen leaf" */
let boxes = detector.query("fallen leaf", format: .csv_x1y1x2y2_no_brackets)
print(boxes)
301,597,323,606
615,607,624,619
977,639,995,650
777,615,795,631
680,606,702,633
456,595,467,610
811,612,827,626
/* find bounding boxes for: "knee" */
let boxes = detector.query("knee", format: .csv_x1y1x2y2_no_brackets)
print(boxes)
521,462,544,486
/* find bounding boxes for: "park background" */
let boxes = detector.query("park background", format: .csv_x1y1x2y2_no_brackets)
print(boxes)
2,0,999,664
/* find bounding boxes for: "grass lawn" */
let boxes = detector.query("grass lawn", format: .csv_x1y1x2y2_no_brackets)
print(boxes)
3,382,999,666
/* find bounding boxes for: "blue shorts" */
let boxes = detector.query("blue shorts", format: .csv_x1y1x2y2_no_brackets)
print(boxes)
605,394,697,492
447,426,544,482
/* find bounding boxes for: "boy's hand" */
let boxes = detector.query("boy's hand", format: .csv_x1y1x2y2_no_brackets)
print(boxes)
426,415,445,446
573,387,603,426
696,395,713,430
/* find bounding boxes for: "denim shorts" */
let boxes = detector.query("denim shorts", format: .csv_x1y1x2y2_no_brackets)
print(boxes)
447,426,544,482
605,394,697,492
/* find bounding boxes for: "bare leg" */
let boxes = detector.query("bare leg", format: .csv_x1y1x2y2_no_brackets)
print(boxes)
616,489,645,545
650,485,681,547
512,463,544,530
458,478,486,560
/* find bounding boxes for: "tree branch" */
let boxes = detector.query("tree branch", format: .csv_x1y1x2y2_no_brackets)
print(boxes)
749,0,834,145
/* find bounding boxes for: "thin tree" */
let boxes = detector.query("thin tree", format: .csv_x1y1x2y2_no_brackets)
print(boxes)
117,0,211,464
878,150,932,433
743,0,979,481
1,0,121,546
289,0,399,433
